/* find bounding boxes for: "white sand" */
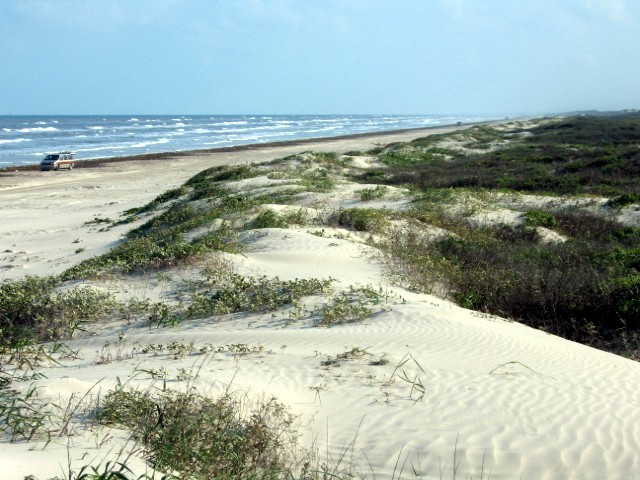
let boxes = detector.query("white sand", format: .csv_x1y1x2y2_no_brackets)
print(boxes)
2,128,640,479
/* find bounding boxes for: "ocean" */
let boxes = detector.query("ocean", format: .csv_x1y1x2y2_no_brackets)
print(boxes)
0,114,505,168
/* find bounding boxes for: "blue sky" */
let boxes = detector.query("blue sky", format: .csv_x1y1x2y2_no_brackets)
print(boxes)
1,0,639,115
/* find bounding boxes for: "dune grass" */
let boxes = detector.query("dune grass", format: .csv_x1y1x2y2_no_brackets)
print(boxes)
96,383,301,479
379,113,640,196
366,113,640,352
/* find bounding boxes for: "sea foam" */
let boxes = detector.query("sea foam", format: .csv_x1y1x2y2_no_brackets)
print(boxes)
0,114,507,167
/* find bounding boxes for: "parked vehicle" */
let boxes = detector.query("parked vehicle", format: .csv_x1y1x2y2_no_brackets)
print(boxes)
40,152,75,171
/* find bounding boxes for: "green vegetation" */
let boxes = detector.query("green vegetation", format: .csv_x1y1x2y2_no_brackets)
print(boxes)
299,170,336,192
251,208,289,229
522,209,557,228
354,185,388,201
124,186,189,217
0,276,119,348
3,112,640,479
318,285,394,326
380,114,640,196
381,206,640,349
187,274,333,318
330,207,390,233
97,385,300,479
608,193,640,209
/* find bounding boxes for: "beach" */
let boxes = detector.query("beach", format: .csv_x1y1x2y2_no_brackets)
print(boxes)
0,126,464,280
2,123,640,480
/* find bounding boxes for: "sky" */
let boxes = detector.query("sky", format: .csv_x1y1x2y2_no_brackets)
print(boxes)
1,0,639,116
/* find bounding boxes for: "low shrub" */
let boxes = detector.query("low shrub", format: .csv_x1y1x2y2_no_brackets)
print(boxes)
126,186,188,216
209,165,261,182
523,209,557,229
300,170,336,192
0,277,119,347
317,286,388,326
252,209,289,229
354,185,387,201
608,193,640,209
187,274,332,318
97,385,299,479
331,208,390,233
380,210,640,347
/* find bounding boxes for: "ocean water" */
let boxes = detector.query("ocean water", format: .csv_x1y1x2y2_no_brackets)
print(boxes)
0,114,504,168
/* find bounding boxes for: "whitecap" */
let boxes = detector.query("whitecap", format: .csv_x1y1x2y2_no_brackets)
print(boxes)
0,138,30,144
306,126,340,133
75,145,129,153
16,127,59,133
130,138,170,148
221,121,248,126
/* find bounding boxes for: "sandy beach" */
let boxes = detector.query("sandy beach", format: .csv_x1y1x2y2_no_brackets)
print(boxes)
0,127,465,281
2,124,640,479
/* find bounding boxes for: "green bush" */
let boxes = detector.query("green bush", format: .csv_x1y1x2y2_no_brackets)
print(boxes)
97,386,298,479
379,114,640,197
523,209,557,228
0,277,118,347
360,169,386,180
355,185,387,201
332,208,390,233
610,275,640,328
187,274,332,318
252,209,289,229
380,208,640,347
608,193,640,209
300,170,336,192
128,186,188,216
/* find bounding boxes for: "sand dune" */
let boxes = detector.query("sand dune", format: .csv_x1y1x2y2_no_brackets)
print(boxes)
1,126,640,479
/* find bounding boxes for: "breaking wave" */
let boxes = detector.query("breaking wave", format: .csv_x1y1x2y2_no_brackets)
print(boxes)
0,113,509,167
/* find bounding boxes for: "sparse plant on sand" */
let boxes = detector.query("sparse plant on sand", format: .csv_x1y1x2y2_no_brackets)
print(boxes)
389,353,427,403
355,185,388,201
317,285,395,327
187,274,333,318
96,383,301,479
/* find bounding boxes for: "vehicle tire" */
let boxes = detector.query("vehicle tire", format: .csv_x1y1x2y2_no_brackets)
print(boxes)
69,164,74,170
54,165,58,171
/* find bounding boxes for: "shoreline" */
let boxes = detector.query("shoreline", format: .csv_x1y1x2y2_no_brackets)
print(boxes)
1,119,507,172
0,117,520,282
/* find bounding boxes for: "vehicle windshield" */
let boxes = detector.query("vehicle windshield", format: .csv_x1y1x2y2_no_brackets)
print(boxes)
44,155,59,160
